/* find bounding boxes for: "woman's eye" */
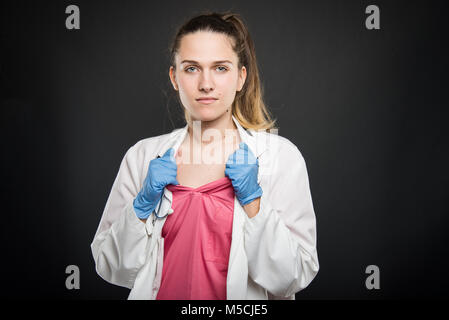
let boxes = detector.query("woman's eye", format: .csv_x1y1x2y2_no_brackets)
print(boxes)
216,66,228,72
185,66,197,73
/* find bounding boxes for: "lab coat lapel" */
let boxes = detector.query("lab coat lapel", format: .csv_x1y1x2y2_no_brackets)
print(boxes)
227,116,269,299
231,114,267,158
153,126,188,215
156,125,188,158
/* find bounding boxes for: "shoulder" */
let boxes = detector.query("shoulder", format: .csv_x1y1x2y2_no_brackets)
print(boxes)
252,129,305,162
253,131,311,189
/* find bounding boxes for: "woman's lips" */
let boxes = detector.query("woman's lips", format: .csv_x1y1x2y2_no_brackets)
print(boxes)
196,98,218,105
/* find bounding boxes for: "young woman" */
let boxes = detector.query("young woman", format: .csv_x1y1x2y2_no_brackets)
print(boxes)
91,11,319,300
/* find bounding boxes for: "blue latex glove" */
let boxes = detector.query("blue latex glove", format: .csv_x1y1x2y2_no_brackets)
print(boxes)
225,142,263,206
133,148,179,219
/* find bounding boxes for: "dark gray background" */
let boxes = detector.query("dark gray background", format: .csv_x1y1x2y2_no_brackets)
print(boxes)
1,0,448,299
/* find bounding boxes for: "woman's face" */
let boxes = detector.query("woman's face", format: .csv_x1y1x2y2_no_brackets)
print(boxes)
169,31,247,122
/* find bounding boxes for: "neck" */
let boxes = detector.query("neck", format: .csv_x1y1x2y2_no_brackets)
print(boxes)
188,113,238,146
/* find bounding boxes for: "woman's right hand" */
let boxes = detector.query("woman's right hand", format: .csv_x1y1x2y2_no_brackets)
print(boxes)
133,148,179,219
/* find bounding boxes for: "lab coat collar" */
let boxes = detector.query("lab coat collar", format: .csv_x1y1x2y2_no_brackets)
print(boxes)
156,115,267,159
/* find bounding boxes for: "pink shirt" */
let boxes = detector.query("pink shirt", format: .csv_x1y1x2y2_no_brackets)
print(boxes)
155,176,235,300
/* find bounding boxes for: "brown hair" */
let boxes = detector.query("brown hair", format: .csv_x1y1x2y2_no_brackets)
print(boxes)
169,11,277,132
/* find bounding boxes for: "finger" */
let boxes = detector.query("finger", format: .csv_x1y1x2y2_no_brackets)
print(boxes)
165,148,177,162
233,149,246,165
226,151,237,165
162,148,174,159
239,142,248,151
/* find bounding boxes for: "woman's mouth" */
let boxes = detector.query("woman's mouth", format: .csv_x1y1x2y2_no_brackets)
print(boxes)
196,97,218,105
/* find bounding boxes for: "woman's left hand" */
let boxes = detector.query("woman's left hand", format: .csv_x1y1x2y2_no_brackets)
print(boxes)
225,142,263,209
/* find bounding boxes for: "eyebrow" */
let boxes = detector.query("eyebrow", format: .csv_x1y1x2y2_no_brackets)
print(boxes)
180,60,233,65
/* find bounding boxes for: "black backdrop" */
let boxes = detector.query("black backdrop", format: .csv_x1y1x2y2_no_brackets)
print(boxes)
1,0,448,299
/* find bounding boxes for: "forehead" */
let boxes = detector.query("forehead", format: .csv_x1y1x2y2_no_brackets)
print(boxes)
176,31,237,64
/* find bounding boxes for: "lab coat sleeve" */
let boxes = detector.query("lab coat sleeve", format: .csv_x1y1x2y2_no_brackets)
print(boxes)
90,141,150,289
243,141,319,298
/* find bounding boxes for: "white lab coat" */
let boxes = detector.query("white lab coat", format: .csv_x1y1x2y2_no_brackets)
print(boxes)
90,115,319,300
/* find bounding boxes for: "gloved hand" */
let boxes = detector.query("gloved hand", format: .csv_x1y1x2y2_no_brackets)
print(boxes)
225,142,263,206
133,148,179,219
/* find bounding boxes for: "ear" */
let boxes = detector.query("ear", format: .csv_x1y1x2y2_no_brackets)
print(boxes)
237,66,247,92
169,66,179,91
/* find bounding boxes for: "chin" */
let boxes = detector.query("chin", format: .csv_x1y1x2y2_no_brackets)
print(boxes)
192,109,226,122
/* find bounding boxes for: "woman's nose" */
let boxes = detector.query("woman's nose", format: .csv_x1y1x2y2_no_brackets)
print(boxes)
199,71,214,92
